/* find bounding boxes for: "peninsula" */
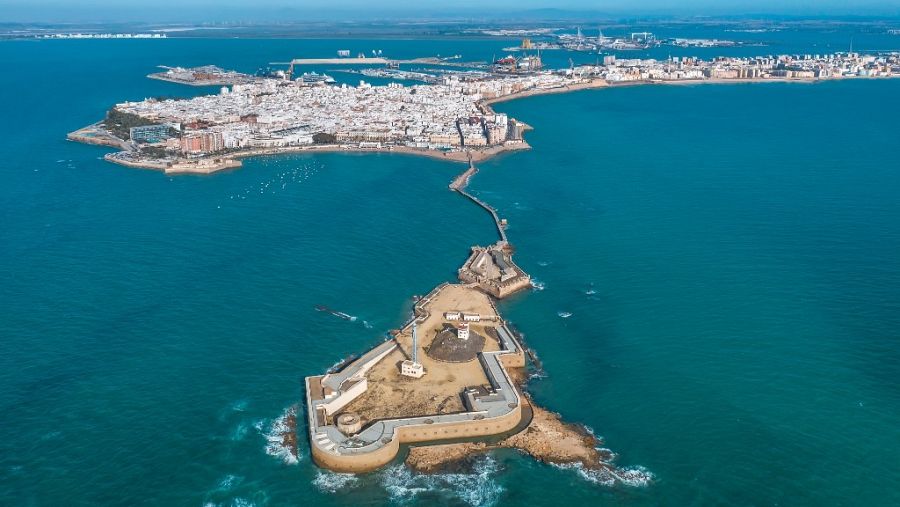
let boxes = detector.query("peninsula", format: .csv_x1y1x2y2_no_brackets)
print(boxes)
67,49,899,479
67,51,898,175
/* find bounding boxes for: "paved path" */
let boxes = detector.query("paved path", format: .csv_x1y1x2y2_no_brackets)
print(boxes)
451,159,508,244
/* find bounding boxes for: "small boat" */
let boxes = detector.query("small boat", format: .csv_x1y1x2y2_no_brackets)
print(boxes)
315,305,357,321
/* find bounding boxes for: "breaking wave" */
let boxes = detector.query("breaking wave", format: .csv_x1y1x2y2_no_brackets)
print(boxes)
531,279,545,291
553,462,653,488
379,455,503,506
260,405,299,465
313,470,360,493
203,474,258,507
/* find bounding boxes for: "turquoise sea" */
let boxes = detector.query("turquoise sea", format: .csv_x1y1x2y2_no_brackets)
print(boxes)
2,29,900,506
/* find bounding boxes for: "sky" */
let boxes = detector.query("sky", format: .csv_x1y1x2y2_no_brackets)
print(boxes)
2,0,900,23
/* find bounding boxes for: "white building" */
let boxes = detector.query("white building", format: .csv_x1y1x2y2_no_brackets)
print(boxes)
401,360,424,378
458,323,470,341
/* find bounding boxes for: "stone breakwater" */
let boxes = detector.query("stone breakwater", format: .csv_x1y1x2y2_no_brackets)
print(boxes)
391,162,610,475
300,157,612,476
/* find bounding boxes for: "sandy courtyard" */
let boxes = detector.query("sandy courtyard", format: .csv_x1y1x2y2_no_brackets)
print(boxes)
342,284,505,424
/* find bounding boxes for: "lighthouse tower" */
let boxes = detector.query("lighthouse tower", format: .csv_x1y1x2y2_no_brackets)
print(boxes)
457,323,470,341
401,323,425,378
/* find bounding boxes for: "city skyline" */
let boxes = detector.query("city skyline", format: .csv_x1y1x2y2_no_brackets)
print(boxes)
4,0,900,23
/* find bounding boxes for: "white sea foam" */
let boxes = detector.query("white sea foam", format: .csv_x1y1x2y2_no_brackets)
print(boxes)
217,474,242,491
553,462,653,488
614,466,654,487
261,406,299,465
557,311,573,318
531,279,545,291
379,455,503,506
313,471,360,493
536,260,551,267
596,447,618,461
327,358,343,371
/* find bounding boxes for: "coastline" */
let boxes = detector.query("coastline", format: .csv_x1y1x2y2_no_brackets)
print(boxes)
228,142,531,165
297,153,628,477
404,403,611,474
481,77,610,109
67,73,899,176
70,133,534,175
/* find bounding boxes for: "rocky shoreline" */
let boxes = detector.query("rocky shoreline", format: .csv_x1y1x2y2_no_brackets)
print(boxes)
405,401,613,474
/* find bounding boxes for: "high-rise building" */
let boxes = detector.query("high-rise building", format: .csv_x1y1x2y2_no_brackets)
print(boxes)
180,131,224,154
129,124,171,143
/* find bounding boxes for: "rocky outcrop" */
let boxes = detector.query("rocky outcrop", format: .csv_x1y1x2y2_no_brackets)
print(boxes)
405,403,611,473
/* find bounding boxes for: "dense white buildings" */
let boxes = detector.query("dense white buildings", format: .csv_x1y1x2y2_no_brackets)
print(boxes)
106,52,897,162
584,52,899,83
114,73,573,154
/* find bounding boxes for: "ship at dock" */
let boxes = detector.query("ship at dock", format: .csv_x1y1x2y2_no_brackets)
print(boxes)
296,72,336,85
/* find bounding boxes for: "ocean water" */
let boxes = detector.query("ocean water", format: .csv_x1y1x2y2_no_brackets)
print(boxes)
2,32,900,506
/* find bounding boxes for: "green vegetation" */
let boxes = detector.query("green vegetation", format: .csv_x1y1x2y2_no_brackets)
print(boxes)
104,107,157,140
139,146,171,159
313,132,337,144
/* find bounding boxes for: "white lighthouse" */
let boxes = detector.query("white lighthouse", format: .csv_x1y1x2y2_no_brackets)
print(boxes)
401,322,425,378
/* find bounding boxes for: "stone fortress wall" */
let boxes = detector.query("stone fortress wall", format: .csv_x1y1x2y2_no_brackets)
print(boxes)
305,283,527,473
458,245,533,298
